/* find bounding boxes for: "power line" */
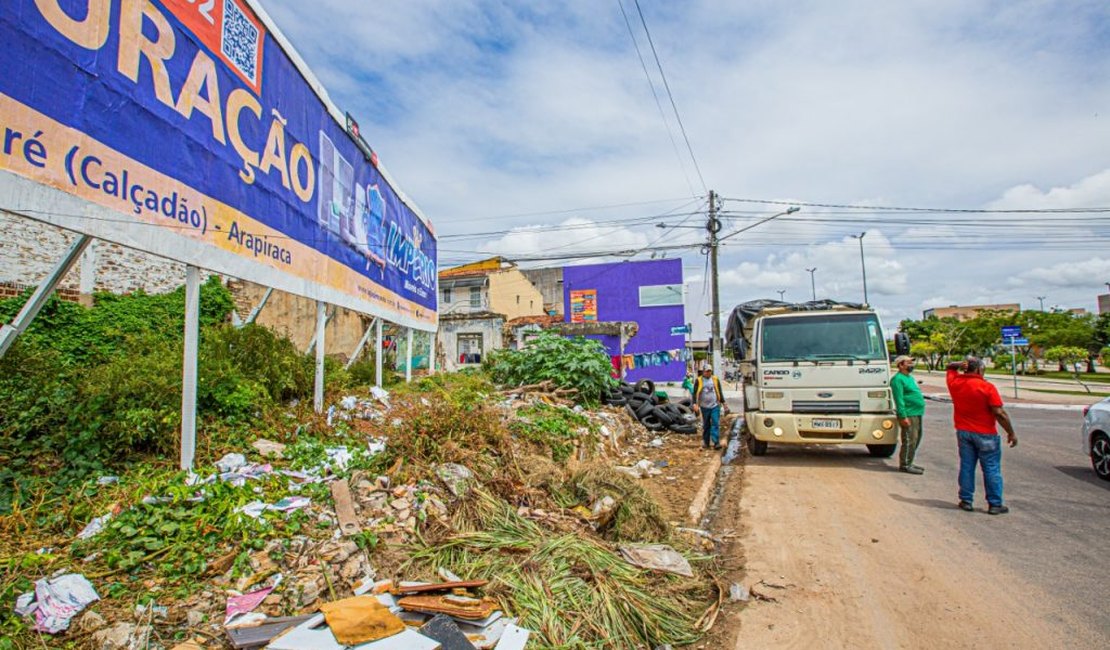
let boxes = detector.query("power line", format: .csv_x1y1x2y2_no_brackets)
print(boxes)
631,0,707,194
720,196,1110,214
616,0,697,197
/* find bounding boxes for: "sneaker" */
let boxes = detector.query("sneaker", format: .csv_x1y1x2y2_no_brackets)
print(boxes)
958,500,974,512
987,505,1010,515
899,466,924,475
713,443,722,450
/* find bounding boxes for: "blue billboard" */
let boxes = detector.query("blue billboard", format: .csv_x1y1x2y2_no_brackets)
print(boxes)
0,0,437,329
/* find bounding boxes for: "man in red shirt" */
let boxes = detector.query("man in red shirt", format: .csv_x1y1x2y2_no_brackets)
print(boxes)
946,357,1018,514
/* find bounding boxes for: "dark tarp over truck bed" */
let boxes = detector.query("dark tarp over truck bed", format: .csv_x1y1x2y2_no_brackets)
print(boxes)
724,299,867,359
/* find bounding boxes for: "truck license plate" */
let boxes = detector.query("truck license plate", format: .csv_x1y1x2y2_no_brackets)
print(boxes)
811,418,841,429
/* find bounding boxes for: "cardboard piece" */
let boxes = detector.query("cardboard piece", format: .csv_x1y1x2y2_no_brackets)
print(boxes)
398,595,499,621
319,596,405,645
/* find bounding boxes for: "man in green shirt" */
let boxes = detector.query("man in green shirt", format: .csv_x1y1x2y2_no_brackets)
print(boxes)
891,355,926,474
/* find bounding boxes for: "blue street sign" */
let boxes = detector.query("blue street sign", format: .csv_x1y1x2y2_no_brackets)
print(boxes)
1004,336,1029,346
1001,326,1022,338
670,325,691,335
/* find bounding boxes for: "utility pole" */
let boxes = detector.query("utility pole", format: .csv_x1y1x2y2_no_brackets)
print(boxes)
776,289,786,301
708,190,723,378
806,267,817,301
1036,296,1046,312
853,232,869,305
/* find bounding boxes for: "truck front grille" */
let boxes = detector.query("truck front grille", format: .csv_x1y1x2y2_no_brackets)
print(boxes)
792,400,860,414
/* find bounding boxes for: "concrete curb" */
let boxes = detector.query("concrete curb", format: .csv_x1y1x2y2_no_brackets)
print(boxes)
687,452,723,525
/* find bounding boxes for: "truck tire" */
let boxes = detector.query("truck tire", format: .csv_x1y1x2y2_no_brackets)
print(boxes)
641,414,666,431
635,379,655,396
634,400,655,419
669,422,698,434
867,444,896,458
651,406,677,426
748,436,768,456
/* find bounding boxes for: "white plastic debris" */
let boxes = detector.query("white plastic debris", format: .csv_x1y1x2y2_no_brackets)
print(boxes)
614,459,663,479
216,453,247,473
436,463,475,497
236,497,311,519
77,513,113,540
618,544,694,577
367,437,387,456
325,447,352,471
649,437,664,448
16,573,100,634
95,476,119,486
326,405,337,426
340,395,359,410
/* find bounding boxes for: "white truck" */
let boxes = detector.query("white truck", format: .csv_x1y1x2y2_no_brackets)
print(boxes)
724,299,899,457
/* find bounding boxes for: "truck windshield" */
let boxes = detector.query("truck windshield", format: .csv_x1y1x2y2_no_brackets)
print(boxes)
761,313,886,362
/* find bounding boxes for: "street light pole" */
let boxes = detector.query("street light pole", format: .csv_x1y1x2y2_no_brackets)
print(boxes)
852,232,869,305
806,267,817,301
1036,296,1045,312
776,289,786,301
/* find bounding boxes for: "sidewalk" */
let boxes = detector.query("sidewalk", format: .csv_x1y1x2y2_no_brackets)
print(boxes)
915,370,1102,410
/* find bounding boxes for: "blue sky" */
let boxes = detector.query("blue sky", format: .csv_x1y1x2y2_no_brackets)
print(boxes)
265,0,1110,334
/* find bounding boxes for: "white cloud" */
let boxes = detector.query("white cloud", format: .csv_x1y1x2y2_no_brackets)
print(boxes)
1012,257,1110,289
987,169,1110,210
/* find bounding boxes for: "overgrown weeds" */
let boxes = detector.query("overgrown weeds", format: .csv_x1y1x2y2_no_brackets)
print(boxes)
484,331,615,405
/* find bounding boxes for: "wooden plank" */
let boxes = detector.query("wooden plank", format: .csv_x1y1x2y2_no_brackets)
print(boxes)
330,478,362,537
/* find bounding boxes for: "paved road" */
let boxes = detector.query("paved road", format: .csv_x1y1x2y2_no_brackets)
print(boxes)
910,401,1109,636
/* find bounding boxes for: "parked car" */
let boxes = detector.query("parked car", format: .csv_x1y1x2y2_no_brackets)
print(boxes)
1081,398,1110,481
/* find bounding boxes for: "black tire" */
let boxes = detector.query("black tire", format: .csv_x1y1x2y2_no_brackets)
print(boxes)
651,406,677,426
1091,432,1110,481
748,435,768,456
669,422,698,435
619,383,635,395
867,444,897,458
679,397,693,407
604,395,627,407
629,391,652,402
674,403,694,417
635,379,655,396
634,400,655,419
641,414,666,431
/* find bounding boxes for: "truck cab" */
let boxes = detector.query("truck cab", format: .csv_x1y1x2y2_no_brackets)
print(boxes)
728,301,898,457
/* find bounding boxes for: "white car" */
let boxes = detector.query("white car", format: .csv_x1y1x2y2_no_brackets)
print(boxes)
1081,398,1110,481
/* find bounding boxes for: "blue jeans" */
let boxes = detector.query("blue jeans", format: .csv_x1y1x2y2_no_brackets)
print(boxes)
957,430,1004,506
701,406,721,446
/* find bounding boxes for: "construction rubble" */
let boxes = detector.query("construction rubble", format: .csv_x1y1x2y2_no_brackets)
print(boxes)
3,375,724,649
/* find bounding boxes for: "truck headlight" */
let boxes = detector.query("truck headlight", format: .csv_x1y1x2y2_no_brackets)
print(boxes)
763,417,775,428
872,429,884,439
773,427,784,436
881,419,895,430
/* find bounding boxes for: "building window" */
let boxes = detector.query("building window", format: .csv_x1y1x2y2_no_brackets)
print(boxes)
639,284,683,306
469,286,481,309
457,333,483,364
441,287,451,304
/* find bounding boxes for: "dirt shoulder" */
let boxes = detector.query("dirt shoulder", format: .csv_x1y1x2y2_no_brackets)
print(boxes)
724,449,1092,649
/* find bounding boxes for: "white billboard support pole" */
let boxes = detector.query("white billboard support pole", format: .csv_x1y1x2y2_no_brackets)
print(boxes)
0,235,91,359
429,330,437,375
305,306,334,354
180,265,200,470
405,327,413,383
314,300,326,413
375,318,384,387
345,317,378,370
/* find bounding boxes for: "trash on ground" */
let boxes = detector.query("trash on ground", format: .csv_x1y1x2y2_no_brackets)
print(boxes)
225,585,276,625
589,495,618,528
237,496,311,519
330,478,362,536
216,453,247,473
264,614,343,650
649,437,664,447
618,544,694,577
614,459,662,479
729,582,750,602
225,614,313,649
76,512,114,540
319,595,405,645
393,580,490,595
16,573,100,634
252,438,287,459
398,594,500,620
96,475,119,485
492,623,532,650
419,613,478,650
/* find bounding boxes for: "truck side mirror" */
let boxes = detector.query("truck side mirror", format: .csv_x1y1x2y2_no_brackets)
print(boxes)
894,332,911,356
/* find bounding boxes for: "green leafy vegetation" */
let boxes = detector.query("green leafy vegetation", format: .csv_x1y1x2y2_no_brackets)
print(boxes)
484,331,615,405
509,403,593,463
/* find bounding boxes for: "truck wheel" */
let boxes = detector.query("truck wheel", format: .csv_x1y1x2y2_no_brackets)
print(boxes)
635,379,656,396
867,444,896,458
747,435,768,456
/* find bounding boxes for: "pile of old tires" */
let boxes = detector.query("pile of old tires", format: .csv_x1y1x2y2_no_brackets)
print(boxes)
603,378,698,434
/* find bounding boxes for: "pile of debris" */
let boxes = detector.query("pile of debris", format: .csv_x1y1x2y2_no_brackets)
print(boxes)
6,375,716,649
603,379,697,434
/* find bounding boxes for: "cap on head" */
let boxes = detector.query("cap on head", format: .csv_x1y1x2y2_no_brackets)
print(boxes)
894,355,913,366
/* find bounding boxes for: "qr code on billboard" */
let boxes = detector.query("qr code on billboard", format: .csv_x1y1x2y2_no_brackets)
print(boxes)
221,0,258,83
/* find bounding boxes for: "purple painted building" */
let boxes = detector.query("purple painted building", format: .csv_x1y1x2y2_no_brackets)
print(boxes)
562,259,687,383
